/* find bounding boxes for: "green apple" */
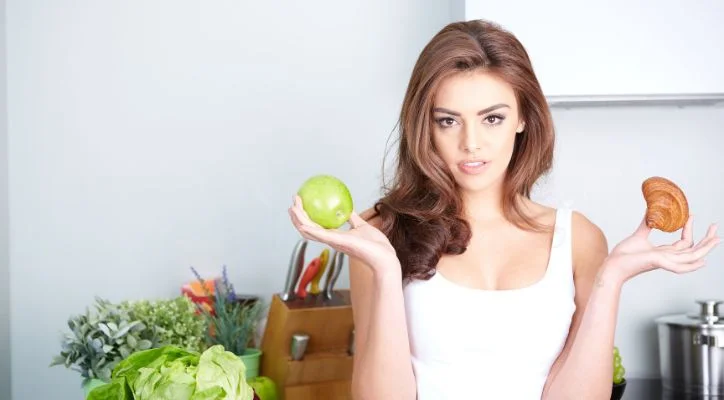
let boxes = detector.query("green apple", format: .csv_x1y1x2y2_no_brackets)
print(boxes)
247,376,279,400
297,175,353,229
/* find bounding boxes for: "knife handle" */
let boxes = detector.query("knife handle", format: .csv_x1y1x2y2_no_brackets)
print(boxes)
282,239,308,301
296,257,321,298
324,251,345,300
322,251,338,297
309,248,330,295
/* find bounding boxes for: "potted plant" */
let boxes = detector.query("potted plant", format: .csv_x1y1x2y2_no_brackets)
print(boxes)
190,265,267,379
121,295,207,353
611,345,627,400
50,296,157,396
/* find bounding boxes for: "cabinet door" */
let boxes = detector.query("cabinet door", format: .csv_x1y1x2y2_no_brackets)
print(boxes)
457,0,724,103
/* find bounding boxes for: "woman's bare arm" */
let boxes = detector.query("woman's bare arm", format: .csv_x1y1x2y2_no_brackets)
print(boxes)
543,212,719,400
348,226,416,399
289,200,417,399
349,257,416,400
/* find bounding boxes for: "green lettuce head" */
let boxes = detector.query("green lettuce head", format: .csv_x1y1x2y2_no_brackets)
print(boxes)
87,345,255,400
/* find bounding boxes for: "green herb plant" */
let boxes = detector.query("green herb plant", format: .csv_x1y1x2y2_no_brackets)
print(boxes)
121,296,206,353
190,265,266,356
50,297,156,382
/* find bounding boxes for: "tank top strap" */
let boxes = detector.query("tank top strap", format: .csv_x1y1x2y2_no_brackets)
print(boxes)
546,208,574,282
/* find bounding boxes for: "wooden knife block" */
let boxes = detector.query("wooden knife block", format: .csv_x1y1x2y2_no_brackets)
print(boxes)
260,290,354,400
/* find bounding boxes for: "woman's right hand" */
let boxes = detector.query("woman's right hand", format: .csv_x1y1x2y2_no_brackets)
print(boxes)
288,195,400,274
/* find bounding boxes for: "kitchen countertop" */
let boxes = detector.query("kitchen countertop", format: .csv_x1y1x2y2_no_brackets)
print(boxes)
622,378,663,399
623,378,713,400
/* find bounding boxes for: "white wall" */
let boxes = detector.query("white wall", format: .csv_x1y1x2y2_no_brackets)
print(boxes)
0,0,10,398
6,1,452,399
5,2,724,400
536,104,724,378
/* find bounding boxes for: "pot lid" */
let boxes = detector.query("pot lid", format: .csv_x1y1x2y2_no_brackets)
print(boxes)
655,299,724,328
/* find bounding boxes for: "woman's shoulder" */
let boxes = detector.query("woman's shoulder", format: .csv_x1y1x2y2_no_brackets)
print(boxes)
526,199,608,270
567,208,609,277
526,198,605,241
359,206,383,229
569,210,607,253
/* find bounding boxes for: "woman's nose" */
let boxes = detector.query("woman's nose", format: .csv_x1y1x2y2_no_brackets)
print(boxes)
462,124,482,153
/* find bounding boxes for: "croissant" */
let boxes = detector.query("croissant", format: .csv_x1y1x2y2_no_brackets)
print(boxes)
641,176,689,232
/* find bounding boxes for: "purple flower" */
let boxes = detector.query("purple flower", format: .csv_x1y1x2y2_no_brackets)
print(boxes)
221,265,237,303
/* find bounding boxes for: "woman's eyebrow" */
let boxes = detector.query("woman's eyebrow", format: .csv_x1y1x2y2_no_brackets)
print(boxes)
432,103,510,116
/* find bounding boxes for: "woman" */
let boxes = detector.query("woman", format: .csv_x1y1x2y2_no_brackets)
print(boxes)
288,20,719,399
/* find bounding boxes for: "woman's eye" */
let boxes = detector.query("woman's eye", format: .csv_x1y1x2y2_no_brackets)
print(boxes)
484,115,504,125
436,117,457,127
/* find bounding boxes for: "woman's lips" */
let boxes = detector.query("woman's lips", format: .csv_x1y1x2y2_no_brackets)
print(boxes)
458,159,490,175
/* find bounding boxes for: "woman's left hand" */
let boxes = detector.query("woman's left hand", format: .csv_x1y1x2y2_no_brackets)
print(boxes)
603,214,720,285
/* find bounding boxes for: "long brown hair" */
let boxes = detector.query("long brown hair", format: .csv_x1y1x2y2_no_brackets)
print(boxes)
370,19,555,282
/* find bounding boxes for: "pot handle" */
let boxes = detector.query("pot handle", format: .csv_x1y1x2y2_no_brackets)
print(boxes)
693,333,724,348
695,299,723,321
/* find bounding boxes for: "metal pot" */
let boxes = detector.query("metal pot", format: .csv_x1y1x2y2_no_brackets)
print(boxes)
656,299,724,397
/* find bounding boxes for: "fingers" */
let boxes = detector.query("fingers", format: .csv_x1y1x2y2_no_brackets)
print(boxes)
649,251,696,274
288,207,316,241
674,235,719,261
703,223,719,241
659,257,707,274
290,195,323,229
348,211,368,229
288,206,347,244
671,215,694,250
652,225,720,273
288,196,324,241
288,196,357,254
684,223,719,253
634,215,652,238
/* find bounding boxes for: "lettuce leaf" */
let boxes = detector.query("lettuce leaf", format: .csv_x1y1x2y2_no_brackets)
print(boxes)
87,345,254,400
195,346,254,400
86,378,133,400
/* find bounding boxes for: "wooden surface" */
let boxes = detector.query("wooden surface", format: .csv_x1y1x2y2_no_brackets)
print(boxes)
284,380,351,400
260,291,354,400
285,350,353,385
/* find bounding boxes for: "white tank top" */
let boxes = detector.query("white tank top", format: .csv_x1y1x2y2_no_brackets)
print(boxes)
403,208,575,400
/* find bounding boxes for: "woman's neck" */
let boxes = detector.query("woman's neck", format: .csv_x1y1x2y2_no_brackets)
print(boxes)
461,183,507,223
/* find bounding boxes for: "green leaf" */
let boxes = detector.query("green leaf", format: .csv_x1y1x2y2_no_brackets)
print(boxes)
112,322,136,339
49,354,67,367
91,338,104,352
100,367,112,381
195,345,254,399
126,335,138,349
130,322,147,333
137,340,152,350
87,377,133,400
98,323,111,338
119,345,131,359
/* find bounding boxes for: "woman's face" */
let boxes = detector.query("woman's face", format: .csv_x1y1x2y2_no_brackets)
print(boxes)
431,70,525,195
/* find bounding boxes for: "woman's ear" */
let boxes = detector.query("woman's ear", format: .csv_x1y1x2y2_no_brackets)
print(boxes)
516,121,525,133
